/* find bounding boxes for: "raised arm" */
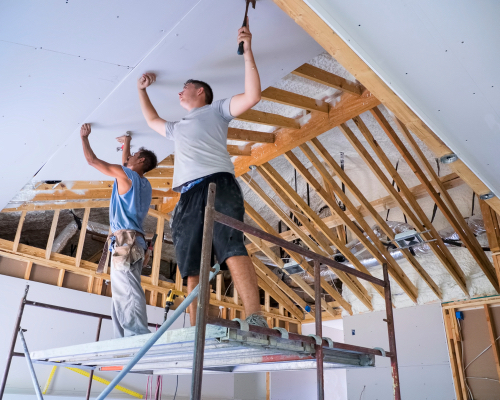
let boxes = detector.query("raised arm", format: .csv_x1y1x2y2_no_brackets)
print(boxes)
138,73,167,136
116,133,131,166
80,124,131,194
229,18,262,117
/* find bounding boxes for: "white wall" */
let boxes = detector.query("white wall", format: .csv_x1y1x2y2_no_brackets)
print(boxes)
269,320,347,400
343,302,455,400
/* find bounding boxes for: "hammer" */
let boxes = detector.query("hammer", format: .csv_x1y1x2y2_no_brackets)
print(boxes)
237,0,256,55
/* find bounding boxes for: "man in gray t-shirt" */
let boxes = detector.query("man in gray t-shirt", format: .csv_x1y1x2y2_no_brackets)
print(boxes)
137,20,267,329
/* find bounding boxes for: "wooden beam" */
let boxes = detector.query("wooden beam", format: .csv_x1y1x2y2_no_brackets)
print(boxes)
256,274,301,321
241,174,368,312
479,200,500,285
228,128,275,143
236,109,300,129
57,269,65,287
151,217,165,287
287,147,418,303
343,118,468,296
271,0,500,215
227,144,252,157
258,162,386,301
34,180,173,191
24,261,33,280
45,210,60,260
2,199,163,213
309,137,442,299
145,168,174,179
291,64,362,96
373,108,499,292
74,208,90,267
158,154,174,167
12,211,27,252
261,87,329,113
484,304,500,382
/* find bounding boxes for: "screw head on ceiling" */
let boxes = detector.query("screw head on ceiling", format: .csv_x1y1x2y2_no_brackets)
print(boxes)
440,153,459,164
479,192,496,201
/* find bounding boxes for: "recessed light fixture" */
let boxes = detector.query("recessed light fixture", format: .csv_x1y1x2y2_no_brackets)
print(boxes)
479,192,496,200
440,153,459,164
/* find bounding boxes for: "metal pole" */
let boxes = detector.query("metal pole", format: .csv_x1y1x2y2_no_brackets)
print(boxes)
85,317,102,400
191,182,217,400
314,260,324,400
382,263,401,400
18,328,44,400
95,265,219,400
0,285,29,400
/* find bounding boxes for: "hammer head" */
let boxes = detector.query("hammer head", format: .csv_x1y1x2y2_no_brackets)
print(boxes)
249,0,256,8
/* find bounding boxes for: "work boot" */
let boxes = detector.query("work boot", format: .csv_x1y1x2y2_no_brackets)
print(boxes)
245,313,269,328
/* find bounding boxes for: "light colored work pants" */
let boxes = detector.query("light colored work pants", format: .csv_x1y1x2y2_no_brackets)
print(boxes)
111,258,150,338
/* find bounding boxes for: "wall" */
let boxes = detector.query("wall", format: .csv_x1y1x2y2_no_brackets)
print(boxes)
343,302,455,400
269,320,347,400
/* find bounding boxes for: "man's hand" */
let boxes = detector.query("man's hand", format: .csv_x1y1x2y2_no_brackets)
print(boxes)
116,134,131,144
80,123,91,138
237,18,252,53
137,73,156,90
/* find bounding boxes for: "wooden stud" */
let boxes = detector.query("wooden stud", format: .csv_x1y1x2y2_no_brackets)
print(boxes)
442,308,466,400
45,209,60,260
484,304,500,382
216,274,222,302
374,108,499,292
227,144,252,157
228,128,275,143
342,119,469,296
291,64,362,96
24,261,33,280
265,292,273,328
309,137,442,299
87,276,94,293
479,199,500,286
236,109,300,129
261,87,329,113
12,211,27,252
74,208,90,267
175,266,183,292
151,217,165,287
242,173,371,310
266,372,271,400
57,269,65,287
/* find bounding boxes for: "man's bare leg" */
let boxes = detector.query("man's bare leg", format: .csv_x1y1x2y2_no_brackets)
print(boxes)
187,275,200,327
225,255,261,317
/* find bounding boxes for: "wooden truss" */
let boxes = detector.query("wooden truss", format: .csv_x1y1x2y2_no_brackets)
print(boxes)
3,5,500,323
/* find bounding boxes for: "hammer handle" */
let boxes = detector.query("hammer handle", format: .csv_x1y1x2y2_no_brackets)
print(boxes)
237,17,248,55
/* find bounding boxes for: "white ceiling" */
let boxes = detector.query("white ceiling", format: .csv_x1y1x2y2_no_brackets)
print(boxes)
307,0,500,196
0,0,324,208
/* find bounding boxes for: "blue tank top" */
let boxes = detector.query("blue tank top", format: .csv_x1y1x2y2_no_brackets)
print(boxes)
109,167,152,249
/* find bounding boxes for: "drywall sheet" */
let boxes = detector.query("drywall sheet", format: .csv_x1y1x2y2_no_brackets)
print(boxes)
343,303,456,399
306,0,500,196
0,0,323,208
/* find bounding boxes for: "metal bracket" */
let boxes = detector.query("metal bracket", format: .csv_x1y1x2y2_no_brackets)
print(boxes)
272,327,289,340
308,334,323,346
232,318,250,332
323,337,334,348
373,347,386,357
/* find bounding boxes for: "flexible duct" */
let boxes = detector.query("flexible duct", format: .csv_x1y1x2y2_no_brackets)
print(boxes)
51,220,79,253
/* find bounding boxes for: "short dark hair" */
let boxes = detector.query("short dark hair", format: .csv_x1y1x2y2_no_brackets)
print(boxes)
185,79,213,105
137,147,158,173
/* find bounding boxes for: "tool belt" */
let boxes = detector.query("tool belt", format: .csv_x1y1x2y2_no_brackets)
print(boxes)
96,229,145,274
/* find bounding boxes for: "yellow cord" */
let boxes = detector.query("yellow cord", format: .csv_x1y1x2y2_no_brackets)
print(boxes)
42,366,57,394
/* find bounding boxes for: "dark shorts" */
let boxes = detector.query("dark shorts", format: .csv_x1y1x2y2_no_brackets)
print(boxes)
171,172,248,278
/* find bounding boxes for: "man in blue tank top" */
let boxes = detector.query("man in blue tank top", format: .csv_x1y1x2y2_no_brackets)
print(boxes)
80,123,158,338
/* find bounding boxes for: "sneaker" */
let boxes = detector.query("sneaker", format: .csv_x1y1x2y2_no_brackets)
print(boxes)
245,313,269,328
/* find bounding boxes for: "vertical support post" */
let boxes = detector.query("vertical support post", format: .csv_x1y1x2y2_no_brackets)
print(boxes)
75,208,90,267
191,183,217,400
484,304,500,382
382,263,401,400
85,317,102,400
18,328,44,400
13,211,27,252
314,260,324,400
45,209,60,260
0,285,29,400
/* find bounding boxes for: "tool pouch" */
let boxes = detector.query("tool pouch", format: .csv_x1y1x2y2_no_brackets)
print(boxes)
111,229,144,272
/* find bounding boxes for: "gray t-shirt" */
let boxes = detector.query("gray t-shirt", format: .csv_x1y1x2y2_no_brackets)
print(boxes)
165,98,235,191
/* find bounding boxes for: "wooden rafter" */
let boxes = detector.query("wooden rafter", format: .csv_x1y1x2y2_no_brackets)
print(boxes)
258,162,386,301
341,118,468,296
241,174,366,312
227,144,252,157
261,87,329,113
478,200,500,285
286,148,418,303
291,64,362,96
45,209,60,260
12,211,27,252
34,180,173,191
236,109,300,129
227,128,275,143
271,0,500,215
74,208,90,267
308,137,442,299
376,111,499,292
